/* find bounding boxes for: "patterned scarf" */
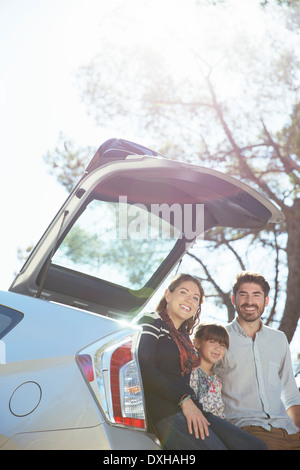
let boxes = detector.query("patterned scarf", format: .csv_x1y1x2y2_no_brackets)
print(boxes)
158,309,200,375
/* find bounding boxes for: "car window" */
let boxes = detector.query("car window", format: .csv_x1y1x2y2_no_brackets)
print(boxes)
0,305,23,340
52,198,181,290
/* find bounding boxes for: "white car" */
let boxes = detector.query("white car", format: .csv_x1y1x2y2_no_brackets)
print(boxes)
0,138,284,450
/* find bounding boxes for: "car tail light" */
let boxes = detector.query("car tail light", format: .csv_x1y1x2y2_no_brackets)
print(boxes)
77,354,94,382
76,329,146,430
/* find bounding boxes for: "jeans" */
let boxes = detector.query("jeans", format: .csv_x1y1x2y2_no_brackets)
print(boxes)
155,411,268,450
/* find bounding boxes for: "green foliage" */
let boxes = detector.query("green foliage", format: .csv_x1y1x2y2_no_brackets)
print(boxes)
44,132,95,193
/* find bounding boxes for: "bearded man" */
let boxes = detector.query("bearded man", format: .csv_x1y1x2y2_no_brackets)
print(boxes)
215,271,300,450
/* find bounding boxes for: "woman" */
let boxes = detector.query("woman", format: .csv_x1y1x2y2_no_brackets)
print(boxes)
138,274,267,450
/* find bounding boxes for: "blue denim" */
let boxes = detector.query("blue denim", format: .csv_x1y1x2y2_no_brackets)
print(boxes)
155,411,268,450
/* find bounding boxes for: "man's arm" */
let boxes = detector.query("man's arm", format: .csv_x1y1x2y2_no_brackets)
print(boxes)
279,333,300,422
287,404,300,429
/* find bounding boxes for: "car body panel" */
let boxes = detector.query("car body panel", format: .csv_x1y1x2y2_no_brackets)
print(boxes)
0,290,158,449
0,424,160,450
0,291,128,361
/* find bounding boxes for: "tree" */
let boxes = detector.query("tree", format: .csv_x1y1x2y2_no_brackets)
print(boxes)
44,0,300,342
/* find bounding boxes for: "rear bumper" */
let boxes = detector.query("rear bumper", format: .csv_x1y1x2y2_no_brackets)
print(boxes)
0,423,161,450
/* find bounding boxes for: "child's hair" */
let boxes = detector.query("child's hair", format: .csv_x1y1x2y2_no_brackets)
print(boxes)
194,323,230,349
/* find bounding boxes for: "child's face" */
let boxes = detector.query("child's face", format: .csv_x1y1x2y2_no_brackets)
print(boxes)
194,337,226,365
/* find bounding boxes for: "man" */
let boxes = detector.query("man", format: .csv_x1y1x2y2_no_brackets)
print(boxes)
215,271,300,450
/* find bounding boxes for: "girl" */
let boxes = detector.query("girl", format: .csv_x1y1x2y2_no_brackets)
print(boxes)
138,274,267,450
189,322,268,449
190,323,229,419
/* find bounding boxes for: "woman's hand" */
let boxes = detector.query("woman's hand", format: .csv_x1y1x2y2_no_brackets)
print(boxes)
180,398,210,440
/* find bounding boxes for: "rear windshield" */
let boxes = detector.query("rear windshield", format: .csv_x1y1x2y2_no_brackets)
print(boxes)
0,305,23,340
52,198,180,290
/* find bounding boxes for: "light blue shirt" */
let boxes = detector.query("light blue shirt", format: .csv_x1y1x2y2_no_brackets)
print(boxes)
215,318,300,434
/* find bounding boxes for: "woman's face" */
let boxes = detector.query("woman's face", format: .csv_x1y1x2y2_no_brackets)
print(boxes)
165,280,201,329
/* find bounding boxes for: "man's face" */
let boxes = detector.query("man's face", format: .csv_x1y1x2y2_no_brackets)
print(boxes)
231,282,269,323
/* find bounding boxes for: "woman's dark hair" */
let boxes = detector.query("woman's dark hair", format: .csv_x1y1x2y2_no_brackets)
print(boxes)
156,273,205,335
194,323,230,349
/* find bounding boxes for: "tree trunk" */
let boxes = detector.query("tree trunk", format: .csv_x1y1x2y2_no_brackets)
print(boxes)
279,199,300,343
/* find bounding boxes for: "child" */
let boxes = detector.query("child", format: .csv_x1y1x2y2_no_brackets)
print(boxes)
190,323,229,419
189,323,267,449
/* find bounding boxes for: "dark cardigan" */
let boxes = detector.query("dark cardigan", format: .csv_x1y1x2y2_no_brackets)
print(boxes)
138,311,201,425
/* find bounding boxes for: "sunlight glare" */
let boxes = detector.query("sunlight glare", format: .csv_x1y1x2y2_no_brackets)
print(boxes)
0,81,5,106
53,0,272,104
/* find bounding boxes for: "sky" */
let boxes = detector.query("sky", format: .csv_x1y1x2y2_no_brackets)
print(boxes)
0,0,299,356
0,0,107,289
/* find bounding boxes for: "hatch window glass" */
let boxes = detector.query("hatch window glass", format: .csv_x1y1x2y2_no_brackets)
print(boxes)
0,305,24,340
52,198,181,289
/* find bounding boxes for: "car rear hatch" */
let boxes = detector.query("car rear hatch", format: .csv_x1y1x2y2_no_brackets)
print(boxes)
9,138,284,320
